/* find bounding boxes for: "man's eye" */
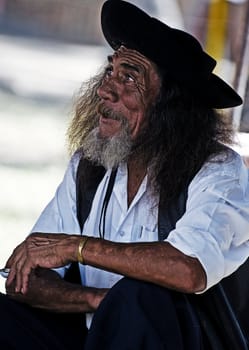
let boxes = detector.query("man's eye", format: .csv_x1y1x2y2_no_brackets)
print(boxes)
105,67,113,77
124,74,135,82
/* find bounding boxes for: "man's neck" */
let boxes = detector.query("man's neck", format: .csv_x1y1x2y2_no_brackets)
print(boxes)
127,158,147,207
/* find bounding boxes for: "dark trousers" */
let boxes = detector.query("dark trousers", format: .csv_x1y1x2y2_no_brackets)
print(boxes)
0,278,202,349
0,292,87,349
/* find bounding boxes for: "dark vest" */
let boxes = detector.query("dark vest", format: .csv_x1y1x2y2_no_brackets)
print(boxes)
74,157,248,350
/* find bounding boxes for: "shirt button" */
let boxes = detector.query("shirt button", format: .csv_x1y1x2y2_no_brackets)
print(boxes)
119,230,125,236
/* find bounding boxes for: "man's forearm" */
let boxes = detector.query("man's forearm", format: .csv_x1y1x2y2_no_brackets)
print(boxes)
6,232,206,294
82,238,206,293
6,268,108,313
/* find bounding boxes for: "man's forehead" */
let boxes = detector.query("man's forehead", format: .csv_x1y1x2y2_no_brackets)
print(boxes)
107,46,156,73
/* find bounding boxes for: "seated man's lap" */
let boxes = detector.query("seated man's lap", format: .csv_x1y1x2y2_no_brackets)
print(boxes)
85,278,202,350
0,279,202,350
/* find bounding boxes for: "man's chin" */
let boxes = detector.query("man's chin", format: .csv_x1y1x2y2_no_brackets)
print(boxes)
98,130,111,140
81,124,132,169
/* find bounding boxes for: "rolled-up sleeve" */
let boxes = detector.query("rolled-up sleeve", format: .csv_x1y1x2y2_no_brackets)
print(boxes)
166,150,249,292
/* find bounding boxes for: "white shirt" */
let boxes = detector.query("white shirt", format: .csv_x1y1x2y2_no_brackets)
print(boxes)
32,148,249,296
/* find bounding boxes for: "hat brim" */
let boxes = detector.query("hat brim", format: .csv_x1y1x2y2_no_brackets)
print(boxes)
205,74,242,109
101,0,242,109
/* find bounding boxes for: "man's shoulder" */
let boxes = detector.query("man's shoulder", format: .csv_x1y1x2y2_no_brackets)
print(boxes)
191,147,246,188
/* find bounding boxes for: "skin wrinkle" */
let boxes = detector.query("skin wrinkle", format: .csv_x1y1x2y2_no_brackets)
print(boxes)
103,47,160,116
116,46,161,105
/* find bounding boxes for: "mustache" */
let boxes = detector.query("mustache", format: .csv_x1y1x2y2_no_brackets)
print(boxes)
97,104,125,122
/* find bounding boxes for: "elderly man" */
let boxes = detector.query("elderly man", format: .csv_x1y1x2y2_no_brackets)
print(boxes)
1,1,249,349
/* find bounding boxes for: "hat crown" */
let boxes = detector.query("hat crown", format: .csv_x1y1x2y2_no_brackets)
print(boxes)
149,18,216,81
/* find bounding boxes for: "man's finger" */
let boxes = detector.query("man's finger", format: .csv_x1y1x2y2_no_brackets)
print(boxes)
20,263,32,294
14,261,26,293
6,267,16,287
5,243,25,268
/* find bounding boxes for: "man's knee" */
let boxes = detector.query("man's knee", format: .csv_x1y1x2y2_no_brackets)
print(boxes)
87,278,201,350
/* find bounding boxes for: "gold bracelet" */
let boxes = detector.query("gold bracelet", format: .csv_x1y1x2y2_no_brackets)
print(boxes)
78,237,89,264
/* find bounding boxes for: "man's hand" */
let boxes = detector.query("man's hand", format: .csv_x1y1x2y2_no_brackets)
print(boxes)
6,232,81,294
6,267,108,313
6,267,62,309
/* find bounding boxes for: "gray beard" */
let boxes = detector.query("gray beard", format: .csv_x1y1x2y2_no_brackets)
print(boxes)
81,122,132,169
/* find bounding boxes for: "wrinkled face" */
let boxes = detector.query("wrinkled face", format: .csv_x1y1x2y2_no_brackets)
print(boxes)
97,46,161,139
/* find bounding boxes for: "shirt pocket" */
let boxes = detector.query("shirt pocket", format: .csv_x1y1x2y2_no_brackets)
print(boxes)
136,225,158,242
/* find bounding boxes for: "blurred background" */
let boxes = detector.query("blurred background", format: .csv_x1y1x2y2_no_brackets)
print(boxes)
0,0,249,292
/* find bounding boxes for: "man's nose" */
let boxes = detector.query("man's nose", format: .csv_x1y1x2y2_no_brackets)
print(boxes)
97,78,119,102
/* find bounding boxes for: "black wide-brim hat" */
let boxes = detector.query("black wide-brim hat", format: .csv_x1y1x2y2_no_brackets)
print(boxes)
101,0,242,109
